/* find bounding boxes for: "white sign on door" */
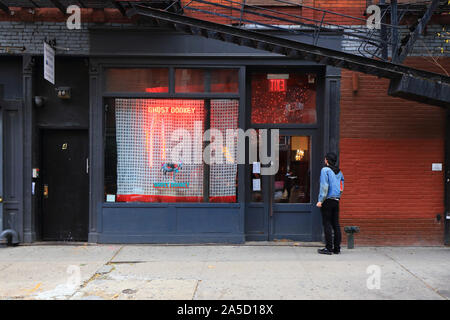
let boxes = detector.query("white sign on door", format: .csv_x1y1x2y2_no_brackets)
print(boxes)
44,42,55,85
253,162,261,174
252,179,261,192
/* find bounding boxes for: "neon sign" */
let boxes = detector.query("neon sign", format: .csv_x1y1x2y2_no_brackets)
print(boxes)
269,79,286,92
153,182,189,188
148,106,196,114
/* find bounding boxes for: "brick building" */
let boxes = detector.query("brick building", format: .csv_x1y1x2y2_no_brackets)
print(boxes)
0,0,448,246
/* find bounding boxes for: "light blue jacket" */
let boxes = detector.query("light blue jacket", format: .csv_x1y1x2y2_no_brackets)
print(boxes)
318,166,344,203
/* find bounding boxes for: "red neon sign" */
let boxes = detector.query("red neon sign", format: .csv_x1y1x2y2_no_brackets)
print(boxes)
269,79,286,92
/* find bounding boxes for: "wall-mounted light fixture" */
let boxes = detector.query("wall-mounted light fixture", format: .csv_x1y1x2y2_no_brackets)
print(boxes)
34,96,46,107
55,87,71,99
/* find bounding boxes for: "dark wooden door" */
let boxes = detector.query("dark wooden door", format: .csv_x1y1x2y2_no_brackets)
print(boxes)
41,130,89,241
245,129,321,241
269,130,321,241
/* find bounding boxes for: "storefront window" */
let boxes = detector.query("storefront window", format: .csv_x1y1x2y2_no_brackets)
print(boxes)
211,69,239,93
105,68,169,93
105,99,205,202
274,135,311,203
251,72,317,124
209,99,239,202
104,98,239,203
175,69,205,93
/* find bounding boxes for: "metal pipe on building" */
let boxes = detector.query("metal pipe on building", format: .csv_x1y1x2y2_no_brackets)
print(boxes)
391,0,399,63
0,229,19,246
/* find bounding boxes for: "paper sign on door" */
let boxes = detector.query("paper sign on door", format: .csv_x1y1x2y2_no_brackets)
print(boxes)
253,162,261,174
253,179,261,191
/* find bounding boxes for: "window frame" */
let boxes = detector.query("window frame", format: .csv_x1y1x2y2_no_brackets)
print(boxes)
247,68,323,130
103,66,241,99
102,65,242,204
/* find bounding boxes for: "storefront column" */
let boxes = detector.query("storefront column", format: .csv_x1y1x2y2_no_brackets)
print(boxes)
238,66,246,233
88,59,102,243
312,65,341,241
323,66,341,157
22,54,36,243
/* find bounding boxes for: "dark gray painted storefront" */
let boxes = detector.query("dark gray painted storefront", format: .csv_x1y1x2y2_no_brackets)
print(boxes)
0,29,342,244
0,57,23,241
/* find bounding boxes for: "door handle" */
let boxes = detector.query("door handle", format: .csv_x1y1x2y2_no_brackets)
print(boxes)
0,196,3,203
43,184,49,199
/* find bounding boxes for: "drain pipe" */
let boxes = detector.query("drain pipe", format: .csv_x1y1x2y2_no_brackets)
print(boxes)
0,229,19,246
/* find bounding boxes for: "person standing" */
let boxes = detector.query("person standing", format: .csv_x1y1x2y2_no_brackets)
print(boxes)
316,152,344,255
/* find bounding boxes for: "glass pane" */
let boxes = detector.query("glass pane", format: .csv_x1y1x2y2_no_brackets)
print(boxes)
175,69,205,93
105,68,169,93
105,99,205,203
210,69,239,93
251,72,317,124
250,130,263,203
209,99,239,203
273,135,311,203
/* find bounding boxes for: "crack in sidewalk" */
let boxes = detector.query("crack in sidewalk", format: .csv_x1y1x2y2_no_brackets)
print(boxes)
192,280,201,300
382,251,448,300
68,245,124,299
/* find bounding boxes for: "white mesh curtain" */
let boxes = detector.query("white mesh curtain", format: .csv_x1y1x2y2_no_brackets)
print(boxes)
210,100,239,202
114,98,238,202
115,99,204,202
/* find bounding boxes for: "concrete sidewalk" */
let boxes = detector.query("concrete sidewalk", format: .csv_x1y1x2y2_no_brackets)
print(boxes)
0,244,448,300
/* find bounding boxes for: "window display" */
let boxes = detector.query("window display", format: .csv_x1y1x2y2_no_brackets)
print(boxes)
209,100,239,202
104,98,239,203
114,99,205,202
251,72,317,124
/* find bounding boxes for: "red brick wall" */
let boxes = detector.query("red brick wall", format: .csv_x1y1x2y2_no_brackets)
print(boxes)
182,0,367,26
0,8,131,23
339,57,449,246
1,1,444,27
0,1,367,25
302,0,366,25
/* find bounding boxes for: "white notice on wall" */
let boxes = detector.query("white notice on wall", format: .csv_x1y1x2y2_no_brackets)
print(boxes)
44,42,55,85
253,179,261,192
253,162,261,174
106,194,116,202
432,163,442,171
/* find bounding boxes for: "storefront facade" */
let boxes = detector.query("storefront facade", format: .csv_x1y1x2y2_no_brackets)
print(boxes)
0,27,342,244
85,29,341,243
1,17,447,246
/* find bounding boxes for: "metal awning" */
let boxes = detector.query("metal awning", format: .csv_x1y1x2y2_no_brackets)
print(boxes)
127,4,450,108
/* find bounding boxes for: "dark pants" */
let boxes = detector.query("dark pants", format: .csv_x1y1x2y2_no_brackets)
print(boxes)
321,199,342,252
